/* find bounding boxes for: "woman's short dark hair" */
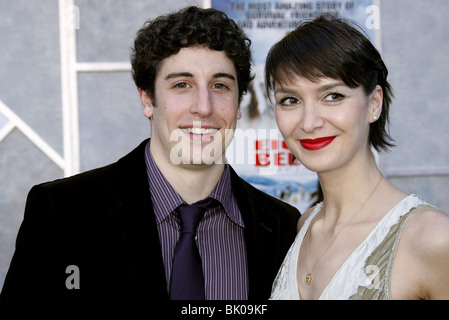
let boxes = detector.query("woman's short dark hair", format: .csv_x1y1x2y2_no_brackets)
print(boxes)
131,6,253,103
265,13,395,152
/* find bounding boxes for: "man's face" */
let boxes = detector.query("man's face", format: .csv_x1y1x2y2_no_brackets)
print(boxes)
140,46,241,167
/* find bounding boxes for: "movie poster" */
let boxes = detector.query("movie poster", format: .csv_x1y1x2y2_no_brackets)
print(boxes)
213,0,377,211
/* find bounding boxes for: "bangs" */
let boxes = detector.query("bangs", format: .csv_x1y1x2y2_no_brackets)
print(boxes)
265,14,374,98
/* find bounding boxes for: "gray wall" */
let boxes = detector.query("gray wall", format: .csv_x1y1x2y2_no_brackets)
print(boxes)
380,0,449,211
1,0,448,291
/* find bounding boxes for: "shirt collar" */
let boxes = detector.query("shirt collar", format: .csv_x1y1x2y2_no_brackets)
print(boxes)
144,140,244,227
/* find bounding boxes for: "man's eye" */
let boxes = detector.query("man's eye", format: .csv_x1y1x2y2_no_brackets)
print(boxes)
212,83,229,90
174,82,190,89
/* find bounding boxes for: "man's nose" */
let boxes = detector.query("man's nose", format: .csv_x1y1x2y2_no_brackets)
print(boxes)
190,86,213,117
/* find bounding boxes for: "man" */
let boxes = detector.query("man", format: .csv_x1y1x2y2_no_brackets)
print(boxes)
1,6,299,306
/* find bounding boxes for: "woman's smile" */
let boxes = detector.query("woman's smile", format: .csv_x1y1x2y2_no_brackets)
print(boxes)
299,136,337,151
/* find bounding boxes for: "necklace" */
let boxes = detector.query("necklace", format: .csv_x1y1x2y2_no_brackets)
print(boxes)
304,175,383,286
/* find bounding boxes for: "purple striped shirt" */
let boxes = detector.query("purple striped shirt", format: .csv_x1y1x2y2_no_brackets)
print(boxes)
144,141,248,300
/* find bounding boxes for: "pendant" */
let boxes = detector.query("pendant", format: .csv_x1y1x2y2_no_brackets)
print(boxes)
305,274,312,285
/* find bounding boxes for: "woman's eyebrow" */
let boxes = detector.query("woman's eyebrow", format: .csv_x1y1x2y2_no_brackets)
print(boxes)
318,81,346,92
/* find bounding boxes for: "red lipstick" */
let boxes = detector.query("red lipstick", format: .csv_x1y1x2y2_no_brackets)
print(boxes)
300,136,336,151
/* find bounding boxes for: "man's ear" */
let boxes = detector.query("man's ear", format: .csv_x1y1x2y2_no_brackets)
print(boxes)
369,85,383,123
139,88,154,119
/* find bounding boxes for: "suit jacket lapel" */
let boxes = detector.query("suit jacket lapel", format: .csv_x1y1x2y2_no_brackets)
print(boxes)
103,139,168,300
230,167,281,299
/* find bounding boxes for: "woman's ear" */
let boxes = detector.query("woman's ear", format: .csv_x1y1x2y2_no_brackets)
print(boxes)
139,88,154,119
369,85,383,123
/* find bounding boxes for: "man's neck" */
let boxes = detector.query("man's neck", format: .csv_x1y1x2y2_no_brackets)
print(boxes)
150,146,226,204
168,163,225,204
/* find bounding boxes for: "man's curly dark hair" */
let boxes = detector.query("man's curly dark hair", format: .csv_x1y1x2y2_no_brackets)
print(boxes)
131,6,253,103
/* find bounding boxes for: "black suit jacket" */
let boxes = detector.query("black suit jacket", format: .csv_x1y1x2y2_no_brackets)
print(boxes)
1,139,299,307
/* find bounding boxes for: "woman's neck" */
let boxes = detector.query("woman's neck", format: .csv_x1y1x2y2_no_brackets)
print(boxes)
317,150,384,225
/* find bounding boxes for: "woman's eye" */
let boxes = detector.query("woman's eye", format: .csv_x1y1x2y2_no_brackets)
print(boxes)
279,97,300,106
324,93,345,102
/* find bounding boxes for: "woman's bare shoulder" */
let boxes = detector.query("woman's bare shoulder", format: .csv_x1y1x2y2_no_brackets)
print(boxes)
404,205,449,299
407,205,449,248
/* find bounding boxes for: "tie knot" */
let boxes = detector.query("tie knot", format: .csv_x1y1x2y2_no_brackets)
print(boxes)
177,198,217,234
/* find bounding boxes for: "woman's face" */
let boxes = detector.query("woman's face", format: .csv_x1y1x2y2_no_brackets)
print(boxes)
274,75,382,174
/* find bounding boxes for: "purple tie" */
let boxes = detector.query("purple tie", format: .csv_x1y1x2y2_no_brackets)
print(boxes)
169,198,216,300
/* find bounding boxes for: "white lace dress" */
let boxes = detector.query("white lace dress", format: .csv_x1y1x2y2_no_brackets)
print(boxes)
270,194,431,300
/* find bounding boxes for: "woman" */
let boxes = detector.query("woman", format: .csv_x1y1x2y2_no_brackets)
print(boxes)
266,14,449,300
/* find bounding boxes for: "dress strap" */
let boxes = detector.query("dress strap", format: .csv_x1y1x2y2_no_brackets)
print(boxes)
349,203,428,299
321,194,430,299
